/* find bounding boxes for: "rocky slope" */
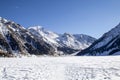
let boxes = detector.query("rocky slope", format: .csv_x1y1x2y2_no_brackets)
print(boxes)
0,17,96,56
0,17,56,57
28,26,96,55
77,23,120,56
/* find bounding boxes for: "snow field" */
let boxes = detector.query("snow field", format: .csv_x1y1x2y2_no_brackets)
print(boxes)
0,56,120,80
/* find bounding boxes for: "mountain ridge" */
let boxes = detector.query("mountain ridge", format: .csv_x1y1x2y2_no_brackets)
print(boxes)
77,23,120,56
0,17,96,57
28,26,96,55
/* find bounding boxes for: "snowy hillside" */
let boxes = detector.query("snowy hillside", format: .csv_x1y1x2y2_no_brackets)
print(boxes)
0,56,120,80
0,17,96,56
77,23,120,56
0,17,56,57
28,26,59,45
28,26,96,54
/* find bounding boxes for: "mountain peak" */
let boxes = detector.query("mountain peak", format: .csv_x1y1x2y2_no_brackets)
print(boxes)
0,17,8,23
63,33,73,38
0,17,96,56
28,26,44,31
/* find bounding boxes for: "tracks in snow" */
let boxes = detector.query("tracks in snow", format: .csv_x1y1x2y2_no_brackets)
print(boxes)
0,56,120,80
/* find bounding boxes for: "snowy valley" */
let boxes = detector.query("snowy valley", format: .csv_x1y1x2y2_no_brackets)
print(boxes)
0,56,120,80
0,17,120,80
1,0,120,80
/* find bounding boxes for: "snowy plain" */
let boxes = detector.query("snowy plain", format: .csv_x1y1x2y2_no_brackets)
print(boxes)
0,56,120,80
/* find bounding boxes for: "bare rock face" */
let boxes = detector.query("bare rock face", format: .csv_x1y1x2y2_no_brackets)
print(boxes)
0,17,56,57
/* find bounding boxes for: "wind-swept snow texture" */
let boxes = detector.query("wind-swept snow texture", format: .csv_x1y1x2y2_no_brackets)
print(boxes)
0,56,120,80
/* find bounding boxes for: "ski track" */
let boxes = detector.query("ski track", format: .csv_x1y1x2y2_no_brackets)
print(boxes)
0,56,120,80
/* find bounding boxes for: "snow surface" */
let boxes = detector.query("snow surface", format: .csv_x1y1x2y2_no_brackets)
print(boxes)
0,56,120,80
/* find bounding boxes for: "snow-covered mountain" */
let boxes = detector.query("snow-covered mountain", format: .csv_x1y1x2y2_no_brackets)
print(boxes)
28,26,96,55
0,17,56,57
77,23,120,56
0,17,96,56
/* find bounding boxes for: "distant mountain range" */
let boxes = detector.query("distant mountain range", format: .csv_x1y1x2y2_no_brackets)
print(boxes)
77,23,120,56
0,17,96,57
1,17,120,57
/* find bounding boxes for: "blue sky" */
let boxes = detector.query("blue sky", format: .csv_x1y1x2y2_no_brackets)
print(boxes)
0,0,120,38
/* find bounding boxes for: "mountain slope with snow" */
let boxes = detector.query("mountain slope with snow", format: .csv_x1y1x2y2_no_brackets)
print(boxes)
28,26,96,54
77,23,120,56
0,17,96,56
0,17,56,57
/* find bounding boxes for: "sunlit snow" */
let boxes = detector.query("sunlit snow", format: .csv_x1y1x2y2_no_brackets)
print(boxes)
0,56,120,80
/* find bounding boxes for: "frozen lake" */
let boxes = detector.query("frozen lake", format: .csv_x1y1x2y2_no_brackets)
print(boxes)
0,56,120,80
